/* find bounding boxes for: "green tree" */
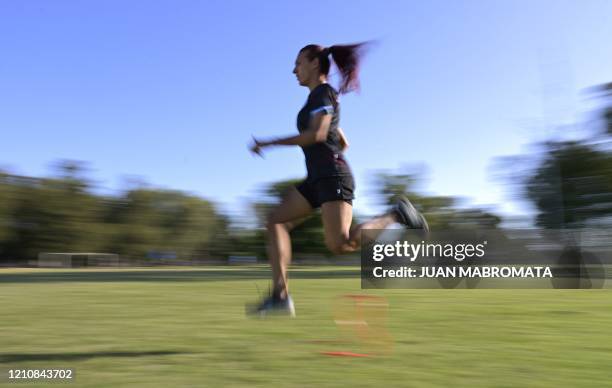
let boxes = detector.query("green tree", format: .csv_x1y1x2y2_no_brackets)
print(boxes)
526,141,612,229
0,161,230,263
0,171,17,253
103,188,229,260
1,161,104,261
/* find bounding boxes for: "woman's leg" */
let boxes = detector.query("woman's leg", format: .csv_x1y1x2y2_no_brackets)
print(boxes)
266,187,313,299
321,201,398,254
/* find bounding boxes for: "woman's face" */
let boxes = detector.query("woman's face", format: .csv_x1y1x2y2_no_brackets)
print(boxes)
293,51,318,86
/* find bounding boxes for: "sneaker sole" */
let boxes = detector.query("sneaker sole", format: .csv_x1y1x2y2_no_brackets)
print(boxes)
395,197,430,233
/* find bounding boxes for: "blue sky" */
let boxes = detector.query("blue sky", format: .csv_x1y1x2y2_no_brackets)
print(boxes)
1,0,611,221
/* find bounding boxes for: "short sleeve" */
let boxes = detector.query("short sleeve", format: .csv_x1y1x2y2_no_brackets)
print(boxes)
309,85,336,116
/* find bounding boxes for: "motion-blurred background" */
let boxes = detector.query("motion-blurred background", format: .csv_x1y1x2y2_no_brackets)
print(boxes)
2,1,612,265
2,2,612,386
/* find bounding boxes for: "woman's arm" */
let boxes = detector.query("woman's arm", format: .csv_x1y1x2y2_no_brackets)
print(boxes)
337,127,349,152
250,113,332,156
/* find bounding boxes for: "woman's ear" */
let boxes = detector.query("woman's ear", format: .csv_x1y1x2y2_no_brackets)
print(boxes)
311,56,321,72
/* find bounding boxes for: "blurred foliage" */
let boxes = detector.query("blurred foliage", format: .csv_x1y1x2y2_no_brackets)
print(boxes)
0,161,229,263
0,165,504,264
373,171,501,229
497,82,612,230
596,82,612,135
526,141,612,228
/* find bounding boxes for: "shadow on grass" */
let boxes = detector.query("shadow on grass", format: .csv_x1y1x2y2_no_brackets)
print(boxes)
0,267,360,284
0,350,189,363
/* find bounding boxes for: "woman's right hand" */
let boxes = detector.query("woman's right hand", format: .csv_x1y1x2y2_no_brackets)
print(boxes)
249,136,265,158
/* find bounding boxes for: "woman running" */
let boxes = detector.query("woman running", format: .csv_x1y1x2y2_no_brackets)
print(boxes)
249,43,428,316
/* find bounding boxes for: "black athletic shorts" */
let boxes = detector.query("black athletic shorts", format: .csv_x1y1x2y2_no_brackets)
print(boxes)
296,175,355,209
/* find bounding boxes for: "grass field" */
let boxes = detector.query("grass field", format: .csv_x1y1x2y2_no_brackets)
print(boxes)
2,266,612,387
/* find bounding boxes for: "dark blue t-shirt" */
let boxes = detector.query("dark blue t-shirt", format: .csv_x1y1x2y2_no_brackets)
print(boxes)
296,83,352,180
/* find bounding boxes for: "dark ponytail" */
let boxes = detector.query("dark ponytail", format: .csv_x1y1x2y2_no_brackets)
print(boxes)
300,41,371,94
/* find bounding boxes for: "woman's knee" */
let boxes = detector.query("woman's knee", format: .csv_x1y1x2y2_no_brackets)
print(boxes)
325,234,351,255
265,215,292,234
266,220,283,233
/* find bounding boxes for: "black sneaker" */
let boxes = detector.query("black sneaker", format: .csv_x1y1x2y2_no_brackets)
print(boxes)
246,295,296,318
393,196,430,233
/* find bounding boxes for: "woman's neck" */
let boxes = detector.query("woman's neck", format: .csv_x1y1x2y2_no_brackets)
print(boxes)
307,76,328,92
